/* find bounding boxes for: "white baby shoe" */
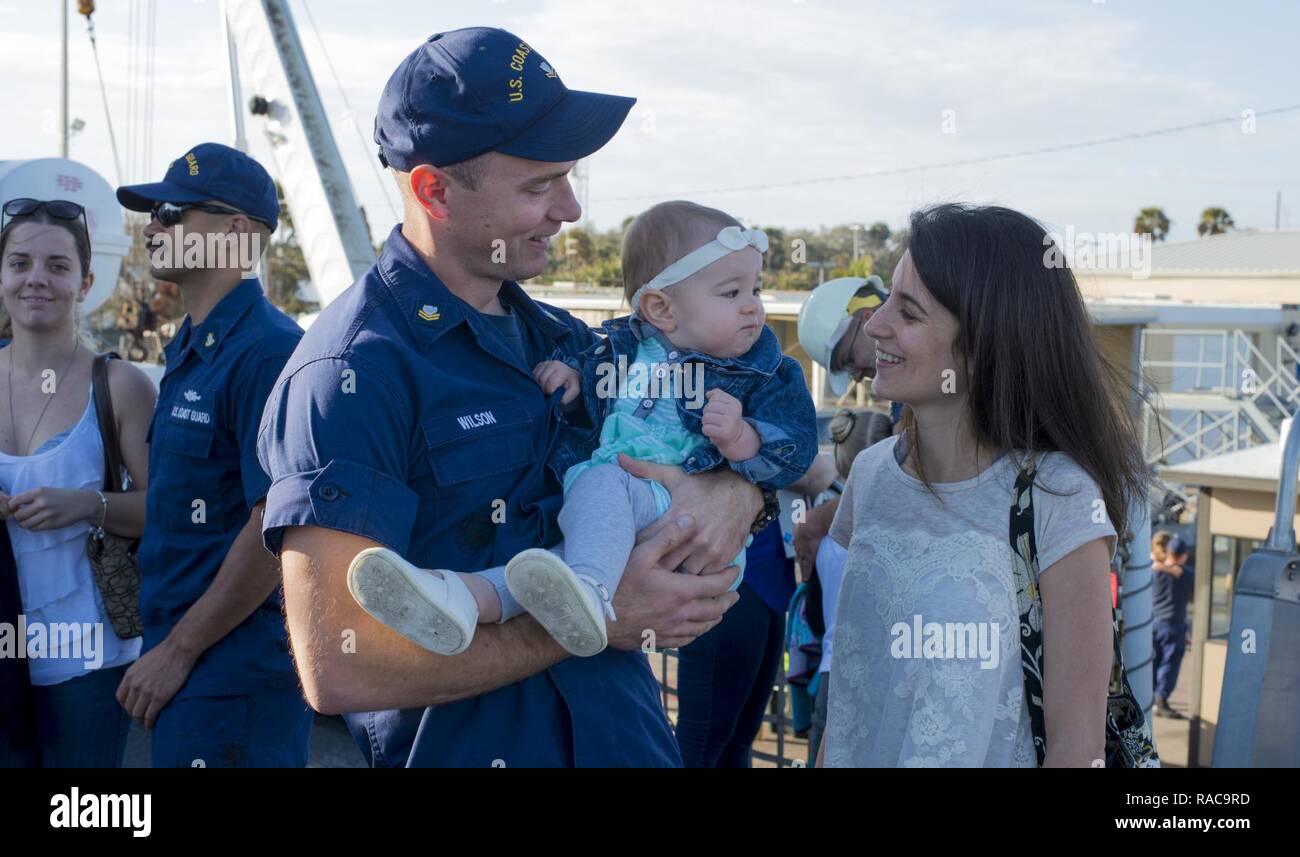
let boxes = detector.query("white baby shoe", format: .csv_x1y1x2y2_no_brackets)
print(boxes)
347,547,479,656
505,549,616,657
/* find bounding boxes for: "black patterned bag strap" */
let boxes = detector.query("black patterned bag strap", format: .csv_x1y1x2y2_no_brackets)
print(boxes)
91,352,126,494
1008,454,1048,767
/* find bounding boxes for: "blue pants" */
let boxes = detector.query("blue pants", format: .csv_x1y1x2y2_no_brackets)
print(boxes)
150,685,313,768
1,664,132,768
806,673,830,765
675,582,785,768
1152,620,1188,701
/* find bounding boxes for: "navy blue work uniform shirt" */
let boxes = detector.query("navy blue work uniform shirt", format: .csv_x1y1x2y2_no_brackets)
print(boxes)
257,226,681,768
137,277,303,699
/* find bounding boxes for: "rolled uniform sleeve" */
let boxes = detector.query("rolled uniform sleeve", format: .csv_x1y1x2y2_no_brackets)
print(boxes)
257,355,420,556
232,351,297,509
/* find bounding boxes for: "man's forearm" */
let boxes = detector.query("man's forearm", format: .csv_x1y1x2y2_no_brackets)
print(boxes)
165,504,281,660
787,453,836,497
282,526,569,714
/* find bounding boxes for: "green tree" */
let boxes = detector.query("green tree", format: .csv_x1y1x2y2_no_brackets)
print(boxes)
866,222,891,252
1133,207,1171,241
872,229,908,288
1197,207,1235,237
262,181,320,317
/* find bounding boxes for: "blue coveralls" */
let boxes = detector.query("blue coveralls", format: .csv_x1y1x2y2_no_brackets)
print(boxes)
138,278,313,767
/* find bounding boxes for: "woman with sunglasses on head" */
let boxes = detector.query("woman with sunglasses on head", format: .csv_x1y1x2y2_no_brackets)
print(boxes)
0,198,156,767
817,204,1151,768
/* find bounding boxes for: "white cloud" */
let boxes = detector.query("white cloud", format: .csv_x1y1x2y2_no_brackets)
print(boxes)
0,0,1293,248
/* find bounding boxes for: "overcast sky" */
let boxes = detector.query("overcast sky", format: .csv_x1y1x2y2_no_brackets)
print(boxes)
2,0,1296,244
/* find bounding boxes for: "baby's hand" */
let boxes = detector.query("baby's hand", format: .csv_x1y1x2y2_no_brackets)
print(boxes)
533,360,582,405
702,389,760,460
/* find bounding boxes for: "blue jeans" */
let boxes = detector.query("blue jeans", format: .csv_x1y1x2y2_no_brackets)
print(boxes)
675,582,785,768
150,686,313,768
1152,620,1188,701
17,664,132,768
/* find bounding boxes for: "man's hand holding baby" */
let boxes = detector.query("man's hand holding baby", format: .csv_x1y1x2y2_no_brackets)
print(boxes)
533,360,582,406
701,388,761,461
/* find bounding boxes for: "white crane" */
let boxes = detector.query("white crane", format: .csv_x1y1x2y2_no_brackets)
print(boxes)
221,0,375,306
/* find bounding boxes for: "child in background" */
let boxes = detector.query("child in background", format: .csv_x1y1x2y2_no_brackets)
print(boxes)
804,407,892,764
348,200,819,657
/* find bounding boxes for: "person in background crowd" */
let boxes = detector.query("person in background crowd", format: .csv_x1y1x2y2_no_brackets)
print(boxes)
113,143,311,767
804,407,891,765
1150,531,1194,719
0,198,155,767
792,277,889,576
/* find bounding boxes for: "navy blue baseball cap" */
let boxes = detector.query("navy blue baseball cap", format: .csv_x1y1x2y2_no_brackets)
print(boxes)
116,142,280,232
374,27,636,171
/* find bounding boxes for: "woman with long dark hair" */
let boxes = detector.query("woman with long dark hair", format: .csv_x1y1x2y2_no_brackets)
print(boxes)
0,199,156,767
818,203,1149,767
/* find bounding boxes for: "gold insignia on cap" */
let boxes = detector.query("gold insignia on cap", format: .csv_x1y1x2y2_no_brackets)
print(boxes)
418,305,441,322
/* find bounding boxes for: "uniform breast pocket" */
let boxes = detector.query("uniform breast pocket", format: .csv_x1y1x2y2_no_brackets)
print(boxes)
162,423,215,459
157,386,231,531
421,398,535,486
421,398,539,556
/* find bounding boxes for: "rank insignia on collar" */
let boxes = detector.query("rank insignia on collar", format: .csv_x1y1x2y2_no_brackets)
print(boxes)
418,305,441,322
205,332,216,348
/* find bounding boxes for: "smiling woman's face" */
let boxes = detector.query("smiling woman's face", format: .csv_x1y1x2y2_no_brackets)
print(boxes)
862,249,961,408
1,222,91,335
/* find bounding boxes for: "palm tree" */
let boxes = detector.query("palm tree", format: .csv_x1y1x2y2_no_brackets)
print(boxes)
1197,207,1235,237
1133,207,1171,242
866,222,891,250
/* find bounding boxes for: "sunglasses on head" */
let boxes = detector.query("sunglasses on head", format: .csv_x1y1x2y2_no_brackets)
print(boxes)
149,201,265,228
1,198,88,232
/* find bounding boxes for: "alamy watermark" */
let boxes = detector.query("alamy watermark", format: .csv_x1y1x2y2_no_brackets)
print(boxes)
0,615,104,670
890,614,1000,670
1043,226,1152,279
149,225,263,274
50,788,150,838
593,358,706,409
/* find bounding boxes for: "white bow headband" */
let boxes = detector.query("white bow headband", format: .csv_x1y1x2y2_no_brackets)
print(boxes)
630,225,769,318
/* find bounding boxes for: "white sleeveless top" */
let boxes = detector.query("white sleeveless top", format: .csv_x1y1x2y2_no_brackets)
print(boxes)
0,384,142,685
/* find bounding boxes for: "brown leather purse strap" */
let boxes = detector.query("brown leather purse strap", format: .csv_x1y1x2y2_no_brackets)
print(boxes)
91,352,126,492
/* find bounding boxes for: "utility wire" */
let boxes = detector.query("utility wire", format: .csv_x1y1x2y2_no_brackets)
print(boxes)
596,104,1300,203
83,12,123,184
298,0,400,223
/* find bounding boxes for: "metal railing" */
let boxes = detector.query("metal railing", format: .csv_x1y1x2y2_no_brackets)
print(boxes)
1139,329,1300,471
1139,329,1300,410
653,647,804,768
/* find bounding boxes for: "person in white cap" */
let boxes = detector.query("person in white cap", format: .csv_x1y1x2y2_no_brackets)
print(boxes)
797,276,889,397
791,276,890,573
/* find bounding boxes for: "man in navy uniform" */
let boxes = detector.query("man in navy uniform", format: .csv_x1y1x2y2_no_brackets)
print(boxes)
258,28,772,766
115,143,312,767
